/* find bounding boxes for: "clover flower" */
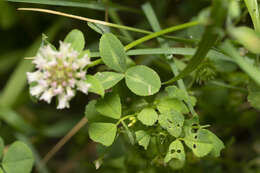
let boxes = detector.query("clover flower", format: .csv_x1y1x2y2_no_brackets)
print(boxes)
27,41,91,109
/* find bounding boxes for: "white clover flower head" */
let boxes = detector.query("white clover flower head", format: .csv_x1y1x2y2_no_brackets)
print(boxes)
27,41,91,109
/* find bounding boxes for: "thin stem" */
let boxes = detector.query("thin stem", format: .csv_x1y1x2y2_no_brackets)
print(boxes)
87,59,103,68
42,117,88,164
124,21,199,51
116,114,135,126
17,8,197,44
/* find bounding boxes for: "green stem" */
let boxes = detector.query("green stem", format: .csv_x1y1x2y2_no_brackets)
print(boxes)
18,8,197,44
116,114,136,126
124,21,199,51
87,59,103,68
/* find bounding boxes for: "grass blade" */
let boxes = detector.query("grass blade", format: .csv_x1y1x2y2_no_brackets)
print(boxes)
163,0,228,85
244,0,260,33
220,40,260,86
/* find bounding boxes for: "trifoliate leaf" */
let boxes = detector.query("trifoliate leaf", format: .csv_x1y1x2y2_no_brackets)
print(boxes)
248,82,260,110
165,139,185,169
2,141,34,173
125,65,161,96
96,92,121,119
158,111,184,137
89,123,117,146
64,29,85,52
183,128,213,157
135,130,151,150
86,75,105,97
99,33,127,72
137,108,158,126
94,72,124,90
166,85,188,101
156,98,189,114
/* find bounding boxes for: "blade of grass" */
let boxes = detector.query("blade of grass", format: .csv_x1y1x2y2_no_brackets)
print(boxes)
163,0,228,85
220,40,260,86
17,8,196,44
8,0,140,14
244,0,260,33
142,2,197,116
0,22,61,107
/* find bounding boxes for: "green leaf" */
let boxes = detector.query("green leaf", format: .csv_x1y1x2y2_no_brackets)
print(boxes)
164,0,228,84
183,128,213,157
135,130,151,150
86,75,104,97
64,29,85,52
137,108,158,126
220,40,260,86
229,26,260,54
0,168,4,173
164,139,185,169
125,65,161,96
88,22,110,35
96,92,121,119
0,137,4,159
158,111,184,138
94,72,124,90
99,33,127,72
166,86,188,101
89,123,117,146
244,0,260,33
2,141,34,173
248,82,260,110
156,98,189,114
206,130,225,157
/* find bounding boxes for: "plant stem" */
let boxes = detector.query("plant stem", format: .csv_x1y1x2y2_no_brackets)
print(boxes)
17,8,197,44
87,59,103,68
42,117,88,164
124,21,199,51
116,114,135,126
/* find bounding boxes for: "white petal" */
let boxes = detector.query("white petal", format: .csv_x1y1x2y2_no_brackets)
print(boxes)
66,87,75,98
59,41,71,57
33,54,47,69
40,89,54,103
27,71,42,83
57,94,70,109
30,85,45,97
77,81,91,94
76,55,91,69
54,85,63,95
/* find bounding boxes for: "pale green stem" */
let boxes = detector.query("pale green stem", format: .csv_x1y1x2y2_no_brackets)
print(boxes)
124,21,199,51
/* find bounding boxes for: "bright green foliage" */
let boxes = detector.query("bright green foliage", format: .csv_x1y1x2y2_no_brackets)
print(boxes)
166,86,188,101
64,29,85,52
2,141,34,173
184,128,213,157
0,168,4,173
156,98,189,114
164,139,185,169
125,65,161,96
229,26,260,54
135,130,151,150
99,33,127,72
206,130,225,157
158,111,184,138
96,92,121,119
95,72,124,90
86,75,105,97
89,123,117,146
248,82,260,110
0,137,4,159
137,108,158,126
